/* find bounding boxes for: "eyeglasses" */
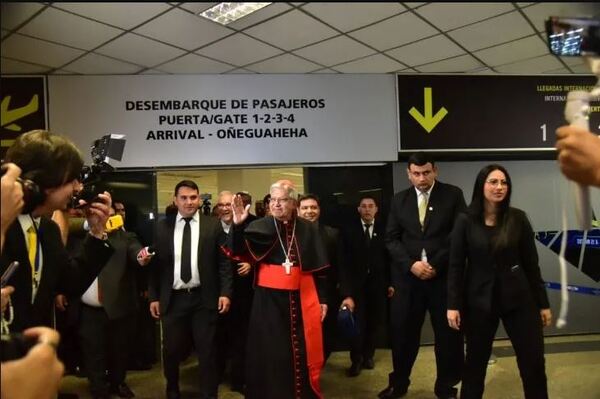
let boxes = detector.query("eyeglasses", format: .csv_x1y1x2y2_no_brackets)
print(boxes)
486,179,508,187
269,197,290,205
216,203,231,208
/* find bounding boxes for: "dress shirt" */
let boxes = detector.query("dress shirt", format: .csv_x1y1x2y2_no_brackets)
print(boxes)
414,181,435,210
173,211,201,289
17,214,43,302
361,219,375,239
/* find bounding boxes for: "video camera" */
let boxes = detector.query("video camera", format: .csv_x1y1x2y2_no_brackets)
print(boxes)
71,134,126,208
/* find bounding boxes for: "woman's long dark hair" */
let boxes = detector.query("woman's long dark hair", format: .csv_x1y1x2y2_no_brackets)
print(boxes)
467,164,514,251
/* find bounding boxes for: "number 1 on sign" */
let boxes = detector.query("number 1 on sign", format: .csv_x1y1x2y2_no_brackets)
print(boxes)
540,124,547,141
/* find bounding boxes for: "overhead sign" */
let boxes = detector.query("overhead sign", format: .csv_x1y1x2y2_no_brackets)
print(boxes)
0,76,47,156
397,75,599,152
48,75,398,168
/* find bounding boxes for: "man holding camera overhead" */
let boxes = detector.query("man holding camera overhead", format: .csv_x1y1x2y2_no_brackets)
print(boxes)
0,129,114,333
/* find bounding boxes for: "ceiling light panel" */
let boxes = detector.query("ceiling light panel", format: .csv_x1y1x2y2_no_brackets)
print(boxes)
200,2,271,25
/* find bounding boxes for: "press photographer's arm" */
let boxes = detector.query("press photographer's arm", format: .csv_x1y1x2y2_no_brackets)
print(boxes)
556,125,600,187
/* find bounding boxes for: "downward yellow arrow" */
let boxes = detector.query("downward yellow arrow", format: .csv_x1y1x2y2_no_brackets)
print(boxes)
408,87,448,133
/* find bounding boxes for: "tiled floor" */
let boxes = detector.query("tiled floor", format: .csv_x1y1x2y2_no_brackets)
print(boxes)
60,334,600,398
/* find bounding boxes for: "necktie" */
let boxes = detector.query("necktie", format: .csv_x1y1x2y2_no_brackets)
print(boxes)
419,192,429,228
181,217,192,283
27,225,38,283
364,223,372,246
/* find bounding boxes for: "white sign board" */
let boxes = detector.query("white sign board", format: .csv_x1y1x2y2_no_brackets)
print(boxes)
48,74,397,168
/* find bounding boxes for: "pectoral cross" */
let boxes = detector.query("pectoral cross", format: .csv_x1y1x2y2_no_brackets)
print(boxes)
282,258,293,275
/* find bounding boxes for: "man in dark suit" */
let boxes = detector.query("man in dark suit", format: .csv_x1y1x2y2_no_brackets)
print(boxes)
298,194,351,362
379,152,466,399
0,130,113,334
342,195,391,377
77,204,153,399
148,180,232,399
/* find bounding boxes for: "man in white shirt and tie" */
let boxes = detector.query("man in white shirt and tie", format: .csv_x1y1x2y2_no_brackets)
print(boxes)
149,180,232,399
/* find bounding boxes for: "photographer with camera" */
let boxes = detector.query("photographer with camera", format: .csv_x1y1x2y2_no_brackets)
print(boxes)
0,130,114,334
1,161,65,399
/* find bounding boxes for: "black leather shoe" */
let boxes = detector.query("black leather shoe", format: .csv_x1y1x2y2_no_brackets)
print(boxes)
378,385,408,399
110,383,135,398
166,389,180,399
347,362,362,377
363,357,375,369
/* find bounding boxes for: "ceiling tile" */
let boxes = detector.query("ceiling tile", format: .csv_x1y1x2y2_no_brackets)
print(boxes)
521,2,600,32
310,68,339,74
1,29,10,39
246,53,321,73
470,67,497,74
474,35,548,67
52,2,172,30
416,54,482,73
19,7,123,51
415,2,515,32
1,2,44,30
224,68,257,74
570,63,595,74
495,54,563,74
1,33,84,68
196,33,282,66
228,3,292,30
386,34,465,67
560,56,585,67
334,54,404,73
95,33,186,67
140,69,169,74
293,35,375,67
245,10,338,50
158,53,232,73
134,8,233,51
301,3,405,33
51,69,78,75
404,3,427,9
542,67,570,74
349,12,438,51
178,2,218,14
447,11,535,51
1,57,52,74
62,53,142,74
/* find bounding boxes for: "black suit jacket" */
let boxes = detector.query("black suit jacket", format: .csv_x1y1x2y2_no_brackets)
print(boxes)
91,229,143,319
386,180,466,286
0,217,114,331
343,218,389,297
148,214,233,315
447,208,550,313
319,223,351,300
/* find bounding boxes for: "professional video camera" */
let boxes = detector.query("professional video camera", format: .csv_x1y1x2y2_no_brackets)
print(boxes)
71,134,126,208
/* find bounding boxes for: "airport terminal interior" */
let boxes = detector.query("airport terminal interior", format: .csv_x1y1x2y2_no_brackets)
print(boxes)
2,2,600,399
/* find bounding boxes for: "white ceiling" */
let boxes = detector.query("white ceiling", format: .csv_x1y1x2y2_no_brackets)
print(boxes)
1,2,598,76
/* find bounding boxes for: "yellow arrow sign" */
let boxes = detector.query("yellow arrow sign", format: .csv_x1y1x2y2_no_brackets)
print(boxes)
408,87,448,133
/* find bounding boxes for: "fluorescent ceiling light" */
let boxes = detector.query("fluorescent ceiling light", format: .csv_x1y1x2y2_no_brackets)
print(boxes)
200,2,271,25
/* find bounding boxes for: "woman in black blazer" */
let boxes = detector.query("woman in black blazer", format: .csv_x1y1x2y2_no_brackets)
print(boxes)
447,164,552,399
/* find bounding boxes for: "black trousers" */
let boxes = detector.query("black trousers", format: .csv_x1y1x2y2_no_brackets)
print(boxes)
78,304,134,397
162,289,218,399
389,277,463,396
462,300,548,399
350,275,385,365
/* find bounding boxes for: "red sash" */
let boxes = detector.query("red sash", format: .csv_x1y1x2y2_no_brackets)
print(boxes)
256,263,324,398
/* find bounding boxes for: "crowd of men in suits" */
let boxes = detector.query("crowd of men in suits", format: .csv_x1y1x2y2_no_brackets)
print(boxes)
2,130,555,399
